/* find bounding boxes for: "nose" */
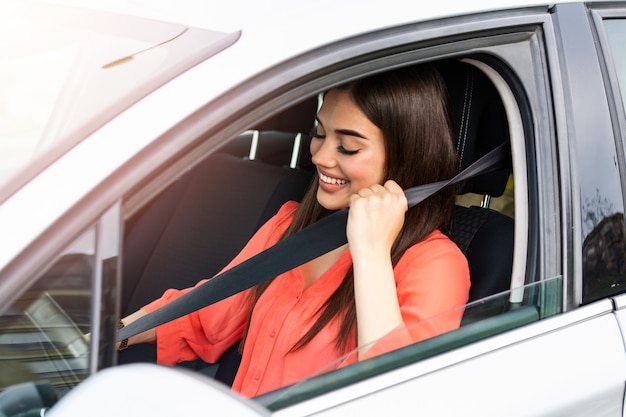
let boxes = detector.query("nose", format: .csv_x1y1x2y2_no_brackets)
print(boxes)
310,137,336,168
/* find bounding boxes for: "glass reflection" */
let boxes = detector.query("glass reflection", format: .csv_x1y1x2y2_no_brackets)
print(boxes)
0,230,94,399
258,277,563,410
582,18,626,303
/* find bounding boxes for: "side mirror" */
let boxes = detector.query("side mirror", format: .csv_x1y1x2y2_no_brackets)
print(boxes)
47,363,268,417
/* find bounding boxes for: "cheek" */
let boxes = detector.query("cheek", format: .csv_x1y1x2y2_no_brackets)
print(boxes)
346,156,386,185
374,149,387,183
365,151,386,179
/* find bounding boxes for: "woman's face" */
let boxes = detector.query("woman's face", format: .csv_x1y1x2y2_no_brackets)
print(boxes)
310,89,387,210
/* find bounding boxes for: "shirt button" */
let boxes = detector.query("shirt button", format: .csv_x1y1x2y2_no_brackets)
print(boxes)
255,372,261,380
269,330,276,338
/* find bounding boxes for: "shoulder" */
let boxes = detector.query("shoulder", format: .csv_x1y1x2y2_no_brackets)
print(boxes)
394,230,470,303
213,201,301,273
395,230,469,279
267,201,300,232
259,201,300,243
405,230,465,259
274,200,300,220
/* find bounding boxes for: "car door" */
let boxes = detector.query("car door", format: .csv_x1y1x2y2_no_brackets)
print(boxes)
258,3,626,416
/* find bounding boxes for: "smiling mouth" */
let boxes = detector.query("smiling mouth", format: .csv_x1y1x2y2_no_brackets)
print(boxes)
319,172,347,185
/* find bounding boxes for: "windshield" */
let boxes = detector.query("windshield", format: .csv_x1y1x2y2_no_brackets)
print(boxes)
257,277,563,410
0,0,238,201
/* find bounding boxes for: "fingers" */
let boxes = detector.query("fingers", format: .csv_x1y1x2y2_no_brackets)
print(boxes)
383,179,404,194
349,180,407,210
346,180,407,256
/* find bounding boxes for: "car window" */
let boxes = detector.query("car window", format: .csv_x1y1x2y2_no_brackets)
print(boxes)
604,19,626,112
258,276,563,410
0,228,94,403
581,17,626,304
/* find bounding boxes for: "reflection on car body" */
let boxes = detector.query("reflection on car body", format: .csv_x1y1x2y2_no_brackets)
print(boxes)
2,0,626,415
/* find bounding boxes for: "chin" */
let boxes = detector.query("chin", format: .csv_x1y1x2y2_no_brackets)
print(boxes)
316,191,348,211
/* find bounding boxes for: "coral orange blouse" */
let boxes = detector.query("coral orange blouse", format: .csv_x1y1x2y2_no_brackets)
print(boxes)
142,201,470,398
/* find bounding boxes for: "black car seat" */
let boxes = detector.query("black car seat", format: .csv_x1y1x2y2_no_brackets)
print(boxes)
436,59,515,302
121,154,313,317
121,94,318,319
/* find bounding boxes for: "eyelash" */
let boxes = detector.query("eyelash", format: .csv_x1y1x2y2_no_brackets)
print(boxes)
310,130,359,155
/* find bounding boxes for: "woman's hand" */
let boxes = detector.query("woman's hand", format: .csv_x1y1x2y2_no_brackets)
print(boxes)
82,310,155,351
347,180,408,257
348,180,407,357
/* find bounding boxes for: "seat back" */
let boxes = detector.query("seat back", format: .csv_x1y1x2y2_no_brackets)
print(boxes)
122,153,312,316
437,60,515,301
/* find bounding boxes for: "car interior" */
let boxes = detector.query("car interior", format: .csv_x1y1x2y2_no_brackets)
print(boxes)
116,58,515,386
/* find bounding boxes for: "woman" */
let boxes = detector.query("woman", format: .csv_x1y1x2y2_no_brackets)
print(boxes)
121,64,470,398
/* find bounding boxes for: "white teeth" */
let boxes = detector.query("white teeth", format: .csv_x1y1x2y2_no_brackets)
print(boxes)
319,172,347,185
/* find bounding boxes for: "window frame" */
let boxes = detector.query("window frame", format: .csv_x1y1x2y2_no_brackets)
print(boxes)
90,202,123,373
120,7,563,412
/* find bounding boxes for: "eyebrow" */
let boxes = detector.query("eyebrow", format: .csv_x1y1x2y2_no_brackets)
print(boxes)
315,116,369,140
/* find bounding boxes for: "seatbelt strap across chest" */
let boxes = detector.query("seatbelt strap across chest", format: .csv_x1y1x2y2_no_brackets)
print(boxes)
117,143,509,342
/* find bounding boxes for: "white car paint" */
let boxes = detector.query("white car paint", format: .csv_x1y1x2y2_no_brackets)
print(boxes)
47,363,271,416
2,1,626,416
45,0,566,32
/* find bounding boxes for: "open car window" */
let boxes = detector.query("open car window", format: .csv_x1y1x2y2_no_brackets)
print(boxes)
257,276,563,410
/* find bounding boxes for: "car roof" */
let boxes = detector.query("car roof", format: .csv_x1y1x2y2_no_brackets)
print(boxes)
4,0,606,197
47,0,571,33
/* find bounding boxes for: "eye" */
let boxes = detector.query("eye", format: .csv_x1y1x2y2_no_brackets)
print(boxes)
310,128,359,155
337,145,359,155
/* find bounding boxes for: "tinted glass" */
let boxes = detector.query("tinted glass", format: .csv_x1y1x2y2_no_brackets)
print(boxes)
582,18,626,303
0,229,94,403
259,277,563,410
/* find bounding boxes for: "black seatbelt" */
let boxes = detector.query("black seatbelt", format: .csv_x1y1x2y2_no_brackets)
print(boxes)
117,142,509,342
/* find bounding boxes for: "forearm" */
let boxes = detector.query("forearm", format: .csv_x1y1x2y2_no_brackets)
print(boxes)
353,252,402,359
119,309,156,348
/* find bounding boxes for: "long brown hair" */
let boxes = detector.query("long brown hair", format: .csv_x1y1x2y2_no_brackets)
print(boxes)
242,63,460,353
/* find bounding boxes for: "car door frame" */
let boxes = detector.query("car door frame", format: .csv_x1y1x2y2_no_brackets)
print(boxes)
259,4,626,416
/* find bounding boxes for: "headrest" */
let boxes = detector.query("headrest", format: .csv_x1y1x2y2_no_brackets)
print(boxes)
254,96,318,134
436,60,512,197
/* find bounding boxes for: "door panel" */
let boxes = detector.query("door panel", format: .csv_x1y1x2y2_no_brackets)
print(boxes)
311,301,626,417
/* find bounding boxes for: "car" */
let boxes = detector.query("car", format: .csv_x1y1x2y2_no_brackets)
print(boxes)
1,0,626,415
